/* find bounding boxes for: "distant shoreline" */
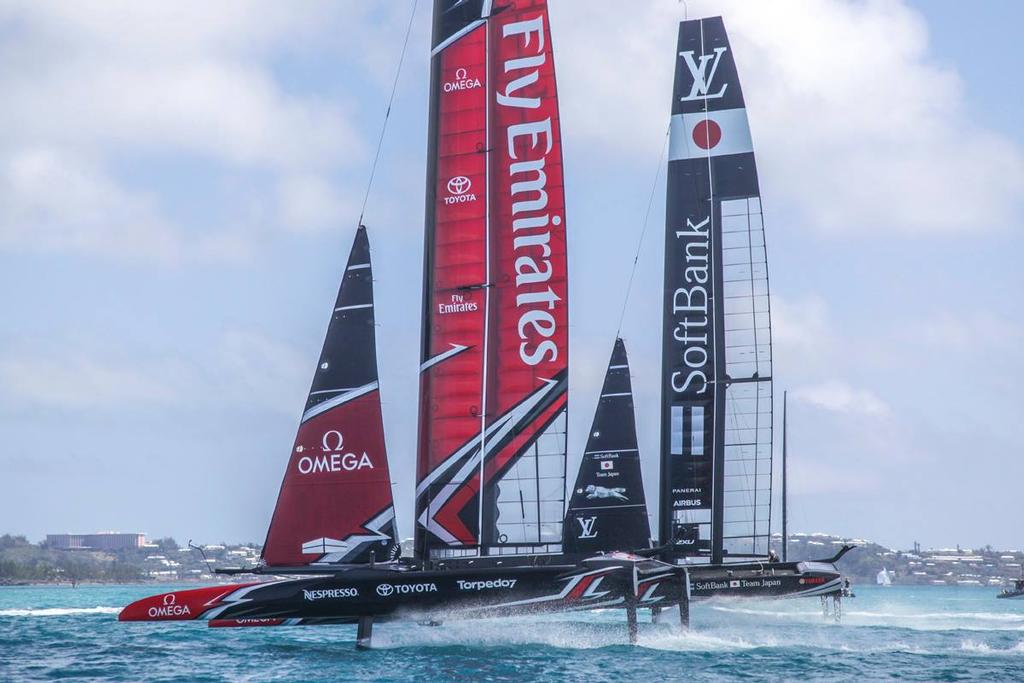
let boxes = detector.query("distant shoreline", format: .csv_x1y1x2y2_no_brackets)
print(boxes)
0,577,246,588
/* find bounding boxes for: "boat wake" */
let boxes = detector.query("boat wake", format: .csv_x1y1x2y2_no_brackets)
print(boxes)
960,639,1024,655
368,614,759,651
0,606,121,618
708,602,1024,631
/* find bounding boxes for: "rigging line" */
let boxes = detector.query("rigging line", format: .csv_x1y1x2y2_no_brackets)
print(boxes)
615,123,671,336
358,0,420,226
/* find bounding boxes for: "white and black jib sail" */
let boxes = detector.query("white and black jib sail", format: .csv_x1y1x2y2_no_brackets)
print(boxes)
659,17,773,565
261,226,399,568
563,339,651,556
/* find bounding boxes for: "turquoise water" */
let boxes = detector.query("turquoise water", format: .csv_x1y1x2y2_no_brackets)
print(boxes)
2,584,1023,681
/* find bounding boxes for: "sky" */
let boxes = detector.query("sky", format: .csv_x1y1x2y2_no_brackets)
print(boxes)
1,0,1021,551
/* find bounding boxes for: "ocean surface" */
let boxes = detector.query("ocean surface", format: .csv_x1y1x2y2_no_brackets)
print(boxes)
2,584,1023,681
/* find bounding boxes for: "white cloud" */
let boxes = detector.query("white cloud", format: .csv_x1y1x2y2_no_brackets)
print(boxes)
793,380,890,416
0,330,306,415
0,1,407,261
277,174,357,234
0,148,184,261
912,311,1023,351
552,0,1024,234
0,351,183,409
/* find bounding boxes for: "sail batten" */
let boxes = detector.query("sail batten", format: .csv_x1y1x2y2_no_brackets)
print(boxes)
659,16,773,565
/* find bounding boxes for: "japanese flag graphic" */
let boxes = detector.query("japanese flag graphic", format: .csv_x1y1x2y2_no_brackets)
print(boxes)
600,460,614,471
669,107,754,161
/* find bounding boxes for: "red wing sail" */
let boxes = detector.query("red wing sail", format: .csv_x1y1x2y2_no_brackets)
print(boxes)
262,226,398,568
416,0,569,560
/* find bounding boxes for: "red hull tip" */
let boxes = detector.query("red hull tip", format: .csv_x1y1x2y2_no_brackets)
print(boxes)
118,583,258,622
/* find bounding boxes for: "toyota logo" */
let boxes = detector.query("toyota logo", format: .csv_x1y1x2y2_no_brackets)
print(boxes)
447,176,471,195
376,583,394,597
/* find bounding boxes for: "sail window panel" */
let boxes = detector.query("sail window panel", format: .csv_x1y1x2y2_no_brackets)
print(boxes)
728,382,763,401
725,349,759,374
670,405,684,455
725,327,757,349
539,523,561,543
723,417,759,438
538,503,564,542
535,450,565,478
722,504,770,525
722,278,769,300
720,216,749,236
722,245,756,267
724,459,760,477
723,442,758,460
723,262,768,284
534,427,566,458
749,294,770,314
747,210,763,230
724,344,759,372
722,508,755,525
722,474,769,496
721,245,767,269
724,424,758,446
496,500,539,525
752,310,771,334
501,455,532,484
723,477,758,497
738,228,765,249
690,405,705,455
724,394,761,416
722,263,752,283
748,261,769,280
723,280,755,301
724,311,756,333
507,480,539,504
724,413,758,434
723,294,755,316
719,198,750,217
723,537,769,556
722,229,751,251
724,443,758,462
537,477,563,502
673,508,712,525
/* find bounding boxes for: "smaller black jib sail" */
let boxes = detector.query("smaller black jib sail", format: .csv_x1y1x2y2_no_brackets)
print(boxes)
261,226,399,568
563,339,651,555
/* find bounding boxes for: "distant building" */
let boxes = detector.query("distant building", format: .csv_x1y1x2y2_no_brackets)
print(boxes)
46,532,145,551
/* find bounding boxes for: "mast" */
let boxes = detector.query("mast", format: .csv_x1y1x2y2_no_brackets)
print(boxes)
415,0,570,563
658,16,773,565
782,389,787,562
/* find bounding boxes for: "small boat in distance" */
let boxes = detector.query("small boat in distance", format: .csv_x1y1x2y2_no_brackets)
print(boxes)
877,568,893,587
997,577,1024,599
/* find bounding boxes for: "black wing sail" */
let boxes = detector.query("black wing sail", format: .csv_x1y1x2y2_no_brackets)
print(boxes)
564,339,651,555
659,17,773,564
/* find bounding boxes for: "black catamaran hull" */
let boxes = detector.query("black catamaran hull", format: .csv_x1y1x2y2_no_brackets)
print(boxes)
687,562,843,600
120,555,687,627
